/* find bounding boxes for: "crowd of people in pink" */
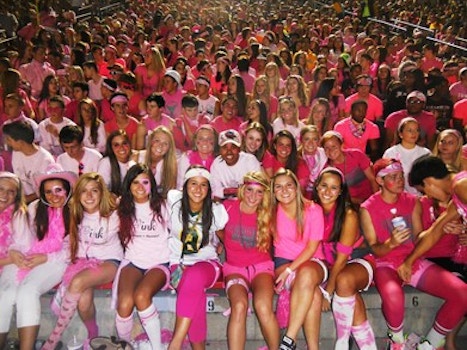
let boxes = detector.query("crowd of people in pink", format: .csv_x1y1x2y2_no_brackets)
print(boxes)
0,0,467,349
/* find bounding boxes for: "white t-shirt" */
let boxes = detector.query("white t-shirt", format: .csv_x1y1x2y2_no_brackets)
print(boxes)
383,144,431,195
88,77,104,101
210,152,261,199
82,123,107,154
38,117,76,157
167,190,228,266
137,150,163,186
57,147,103,176
124,201,170,268
12,147,55,196
97,157,136,190
272,118,306,144
76,210,123,261
197,95,219,121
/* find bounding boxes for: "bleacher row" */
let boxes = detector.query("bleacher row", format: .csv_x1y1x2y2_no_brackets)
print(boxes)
4,281,466,346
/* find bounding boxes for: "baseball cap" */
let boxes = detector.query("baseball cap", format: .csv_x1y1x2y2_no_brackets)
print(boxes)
218,129,241,147
406,90,426,103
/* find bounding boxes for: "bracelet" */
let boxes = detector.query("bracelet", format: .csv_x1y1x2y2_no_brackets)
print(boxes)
285,267,293,275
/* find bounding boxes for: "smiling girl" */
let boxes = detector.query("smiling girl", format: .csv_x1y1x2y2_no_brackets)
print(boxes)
115,164,169,349
222,171,279,349
167,166,228,350
43,173,122,349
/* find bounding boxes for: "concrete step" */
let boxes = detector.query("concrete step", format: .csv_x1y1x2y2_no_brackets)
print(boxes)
7,287,467,346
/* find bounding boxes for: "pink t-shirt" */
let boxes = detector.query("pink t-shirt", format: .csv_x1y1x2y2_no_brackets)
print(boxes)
330,149,373,203
420,196,458,258
210,115,242,133
361,191,417,268
223,199,272,267
449,82,467,102
124,201,170,268
345,93,383,121
273,202,324,260
453,99,467,126
384,109,437,146
104,116,139,141
135,64,164,98
334,117,380,152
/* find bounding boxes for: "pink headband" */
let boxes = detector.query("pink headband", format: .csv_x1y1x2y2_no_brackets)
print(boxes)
376,161,403,178
110,95,129,105
319,167,345,182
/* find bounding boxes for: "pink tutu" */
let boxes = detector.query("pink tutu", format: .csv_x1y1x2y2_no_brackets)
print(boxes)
63,258,101,286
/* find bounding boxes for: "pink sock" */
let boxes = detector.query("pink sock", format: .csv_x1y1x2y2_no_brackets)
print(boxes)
84,319,99,339
43,292,81,350
332,294,356,349
116,313,133,341
352,320,377,350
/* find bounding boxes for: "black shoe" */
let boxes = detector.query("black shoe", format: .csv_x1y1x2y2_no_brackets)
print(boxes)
279,335,296,350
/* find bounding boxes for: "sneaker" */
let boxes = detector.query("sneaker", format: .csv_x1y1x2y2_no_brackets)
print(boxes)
279,335,296,350
387,334,406,350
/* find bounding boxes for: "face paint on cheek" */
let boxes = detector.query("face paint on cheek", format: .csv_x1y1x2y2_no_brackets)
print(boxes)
141,180,151,195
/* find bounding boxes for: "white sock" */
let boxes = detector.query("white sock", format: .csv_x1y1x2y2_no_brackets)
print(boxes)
426,327,445,348
138,304,162,350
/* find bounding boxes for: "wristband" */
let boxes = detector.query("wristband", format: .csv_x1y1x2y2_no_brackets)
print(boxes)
285,267,293,275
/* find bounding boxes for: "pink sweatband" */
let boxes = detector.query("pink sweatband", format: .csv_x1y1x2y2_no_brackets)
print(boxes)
376,162,403,178
336,242,353,256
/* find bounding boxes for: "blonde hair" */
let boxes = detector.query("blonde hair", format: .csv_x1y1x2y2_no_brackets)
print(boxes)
432,129,463,172
298,125,321,156
278,96,299,127
238,171,272,252
145,126,177,197
270,168,307,240
252,75,271,110
265,62,281,96
69,173,116,262
146,47,166,73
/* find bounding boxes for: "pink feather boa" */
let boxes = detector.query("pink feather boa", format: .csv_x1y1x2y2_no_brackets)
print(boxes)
17,207,65,282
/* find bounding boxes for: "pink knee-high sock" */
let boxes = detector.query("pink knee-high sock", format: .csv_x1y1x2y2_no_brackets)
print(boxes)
351,320,377,350
116,313,134,341
84,318,99,339
43,292,81,350
138,304,162,350
332,294,356,350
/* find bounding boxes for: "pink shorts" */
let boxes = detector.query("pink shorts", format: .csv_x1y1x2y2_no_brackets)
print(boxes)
223,260,274,291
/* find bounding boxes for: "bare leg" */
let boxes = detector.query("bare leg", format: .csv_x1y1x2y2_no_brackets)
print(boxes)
303,287,323,350
168,316,191,350
251,274,280,349
18,325,39,350
284,261,323,341
226,275,249,350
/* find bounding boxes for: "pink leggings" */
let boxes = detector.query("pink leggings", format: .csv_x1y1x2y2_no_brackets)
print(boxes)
374,260,467,334
175,260,220,343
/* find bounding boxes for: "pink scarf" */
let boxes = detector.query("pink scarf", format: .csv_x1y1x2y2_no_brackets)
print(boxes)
0,205,14,272
17,207,66,282
188,151,214,171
